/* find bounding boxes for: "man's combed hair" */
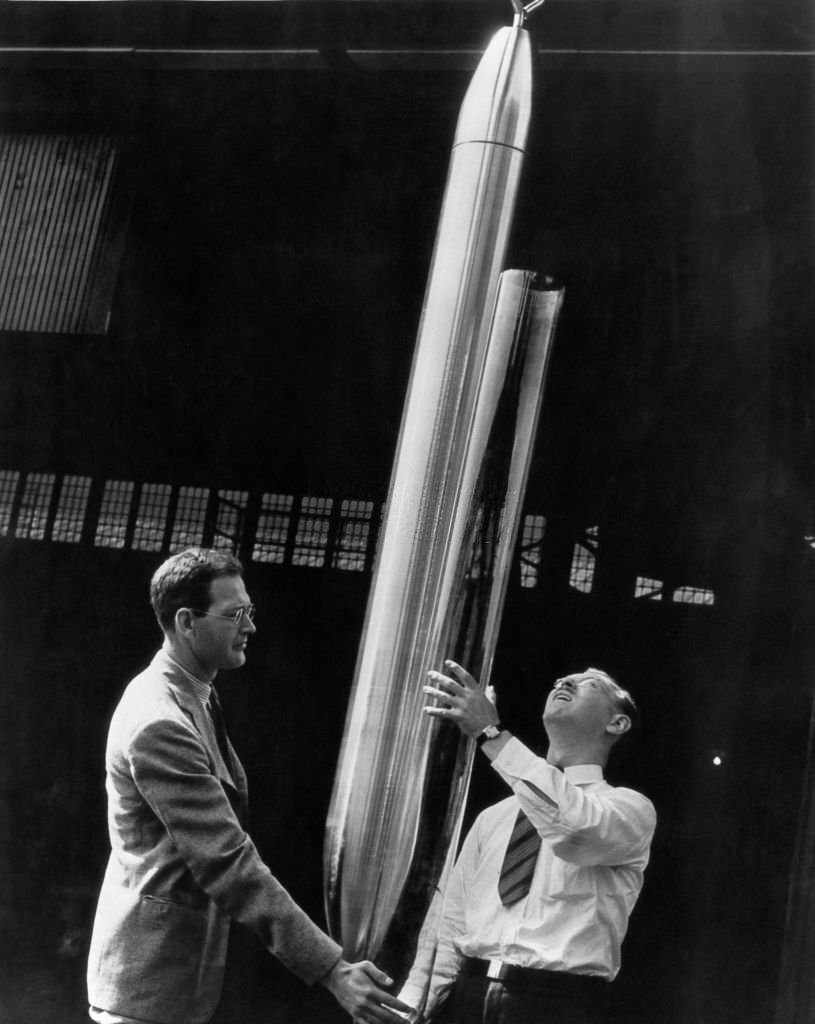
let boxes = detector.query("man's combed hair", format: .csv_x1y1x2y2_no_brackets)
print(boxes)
586,666,642,764
586,667,640,730
150,547,243,632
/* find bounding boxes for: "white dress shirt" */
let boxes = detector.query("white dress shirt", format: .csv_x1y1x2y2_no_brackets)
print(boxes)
401,735,656,1015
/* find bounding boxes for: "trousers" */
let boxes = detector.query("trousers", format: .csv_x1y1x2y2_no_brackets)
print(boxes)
432,961,611,1024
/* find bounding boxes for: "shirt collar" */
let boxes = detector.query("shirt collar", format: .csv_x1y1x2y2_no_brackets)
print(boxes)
158,648,212,706
563,763,604,785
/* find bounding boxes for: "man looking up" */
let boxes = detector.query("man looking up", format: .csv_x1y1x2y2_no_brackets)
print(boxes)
87,547,409,1024
400,661,656,1024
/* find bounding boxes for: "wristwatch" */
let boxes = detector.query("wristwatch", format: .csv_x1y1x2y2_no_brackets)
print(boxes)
476,723,503,745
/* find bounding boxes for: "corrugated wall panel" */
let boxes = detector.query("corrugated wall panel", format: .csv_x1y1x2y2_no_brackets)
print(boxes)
0,134,120,334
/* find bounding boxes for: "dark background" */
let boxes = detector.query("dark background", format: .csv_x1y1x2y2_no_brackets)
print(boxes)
1,1,814,1021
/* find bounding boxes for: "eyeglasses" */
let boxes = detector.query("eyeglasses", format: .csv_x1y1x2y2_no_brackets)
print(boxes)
193,604,256,626
553,673,637,712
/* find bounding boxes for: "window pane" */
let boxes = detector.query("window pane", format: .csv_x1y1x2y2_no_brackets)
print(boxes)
292,496,333,568
519,513,546,589
212,489,249,553
332,499,373,572
252,493,294,564
132,483,172,552
0,470,20,536
16,472,56,540
673,586,715,606
94,480,134,548
169,486,209,551
52,474,92,543
569,525,598,594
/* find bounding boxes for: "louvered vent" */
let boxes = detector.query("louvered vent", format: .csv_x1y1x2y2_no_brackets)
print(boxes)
0,134,123,334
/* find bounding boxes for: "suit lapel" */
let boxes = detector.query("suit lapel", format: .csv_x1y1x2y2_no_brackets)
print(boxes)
155,652,249,819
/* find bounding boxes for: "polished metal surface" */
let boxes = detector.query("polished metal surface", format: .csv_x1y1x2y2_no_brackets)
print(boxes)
324,278,562,973
324,14,560,1005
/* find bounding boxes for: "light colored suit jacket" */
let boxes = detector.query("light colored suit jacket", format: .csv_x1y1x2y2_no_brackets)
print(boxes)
87,650,341,1024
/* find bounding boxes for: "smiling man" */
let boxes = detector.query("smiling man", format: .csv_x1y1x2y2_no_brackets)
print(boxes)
400,661,656,1024
87,547,408,1024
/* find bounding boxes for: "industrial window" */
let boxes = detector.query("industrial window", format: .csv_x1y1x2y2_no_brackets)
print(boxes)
332,499,373,571
94,479,134,548
252,493,294,564
0,469,20,535
292,496,333,567
1,468,671,602
569,525,598,594
634,576,663,601
519,513,546,588
212,489,249,554
15,472,56,540
51,474,92,543
169,486,209,551
673,586,715,606
132,483,172,552
0,134,126,334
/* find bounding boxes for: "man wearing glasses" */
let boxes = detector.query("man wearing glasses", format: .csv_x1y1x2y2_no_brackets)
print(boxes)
399,661,656,1024
87,547,409,1024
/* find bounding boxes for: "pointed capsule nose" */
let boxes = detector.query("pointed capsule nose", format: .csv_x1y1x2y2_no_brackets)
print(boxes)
454,26,533,152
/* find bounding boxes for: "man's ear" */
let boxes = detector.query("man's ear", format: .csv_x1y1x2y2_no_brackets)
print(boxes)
606,713,631,737
174,607,196,636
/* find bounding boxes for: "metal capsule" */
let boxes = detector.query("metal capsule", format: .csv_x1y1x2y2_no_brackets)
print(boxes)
323,17,559,1004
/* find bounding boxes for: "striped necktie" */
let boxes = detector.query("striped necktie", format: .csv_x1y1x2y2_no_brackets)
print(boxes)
498,809,541,906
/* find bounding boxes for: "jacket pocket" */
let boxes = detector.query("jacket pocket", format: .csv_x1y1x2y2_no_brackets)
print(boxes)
88,882,222,1023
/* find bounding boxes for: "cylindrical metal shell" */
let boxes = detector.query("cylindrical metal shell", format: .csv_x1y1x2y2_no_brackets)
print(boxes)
323,25,551,990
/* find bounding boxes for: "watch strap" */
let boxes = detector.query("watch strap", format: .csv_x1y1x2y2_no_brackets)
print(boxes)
476,724,503,745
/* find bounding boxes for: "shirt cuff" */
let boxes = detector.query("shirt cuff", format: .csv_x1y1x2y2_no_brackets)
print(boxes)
398,984,425,1010
490,735,541,779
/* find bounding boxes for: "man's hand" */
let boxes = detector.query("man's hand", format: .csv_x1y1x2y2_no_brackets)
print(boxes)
423,660,499,738
322,958,413,1023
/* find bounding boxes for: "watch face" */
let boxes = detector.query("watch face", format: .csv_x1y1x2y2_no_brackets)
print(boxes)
479,724,501,742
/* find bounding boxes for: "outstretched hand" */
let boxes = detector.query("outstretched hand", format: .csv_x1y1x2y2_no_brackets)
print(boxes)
423,660,499,738
322,959,412,1023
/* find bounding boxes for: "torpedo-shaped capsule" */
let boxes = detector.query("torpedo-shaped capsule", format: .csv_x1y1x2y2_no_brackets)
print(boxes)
323,11,557,1000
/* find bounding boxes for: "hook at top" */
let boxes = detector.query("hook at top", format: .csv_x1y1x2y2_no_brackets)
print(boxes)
511,0,546,27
